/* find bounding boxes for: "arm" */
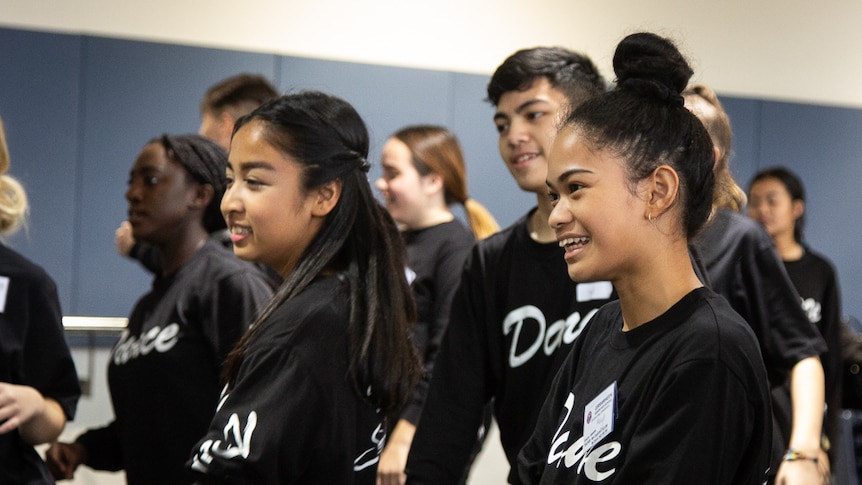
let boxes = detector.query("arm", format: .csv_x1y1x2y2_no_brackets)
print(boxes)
406,246,496,484
46,422,125,478
378,419,416,485
775,356,827,485
0,384,65,444
380,236,472,485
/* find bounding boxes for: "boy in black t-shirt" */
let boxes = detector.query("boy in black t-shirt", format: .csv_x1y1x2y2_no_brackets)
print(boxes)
406,47,613,484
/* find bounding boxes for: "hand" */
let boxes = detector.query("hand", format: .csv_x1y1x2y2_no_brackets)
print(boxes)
115,221,136,256
45,441,87,480
376,420,416,485
377,439,410,485
0,382,45,435
775,457,827,485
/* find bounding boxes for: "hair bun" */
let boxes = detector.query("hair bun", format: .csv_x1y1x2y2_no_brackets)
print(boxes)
613,32,693,106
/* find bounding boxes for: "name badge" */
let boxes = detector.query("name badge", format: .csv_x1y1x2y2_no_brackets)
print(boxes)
576,281,613,302
0,276,8,313
583,381,617,453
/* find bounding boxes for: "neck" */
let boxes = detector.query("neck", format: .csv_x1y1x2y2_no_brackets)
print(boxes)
773,232,804,261
409,207,454,231
158,225,209,276
528,194,556,243
614,238,702,332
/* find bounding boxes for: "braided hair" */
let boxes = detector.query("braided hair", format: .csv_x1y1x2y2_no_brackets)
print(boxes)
155,134,228,233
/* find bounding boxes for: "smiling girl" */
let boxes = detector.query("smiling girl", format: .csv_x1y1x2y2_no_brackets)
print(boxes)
374,125,498,485
517,32,771,484
189,91,421,484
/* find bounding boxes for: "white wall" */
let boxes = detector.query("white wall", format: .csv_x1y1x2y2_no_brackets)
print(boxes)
2,0,861,108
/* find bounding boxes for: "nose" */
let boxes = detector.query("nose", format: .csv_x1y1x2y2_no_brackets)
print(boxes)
125,180,141,203
220,183,242,218
548,199,572,230
374,177,387,192
506,118,529,148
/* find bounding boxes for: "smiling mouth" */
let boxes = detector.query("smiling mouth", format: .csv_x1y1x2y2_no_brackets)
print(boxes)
512,153,538,167
229,226,252,243
559,236,590,251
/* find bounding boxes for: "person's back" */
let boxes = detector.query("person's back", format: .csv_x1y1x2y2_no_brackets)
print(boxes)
406,47,612,484
685,85,827,484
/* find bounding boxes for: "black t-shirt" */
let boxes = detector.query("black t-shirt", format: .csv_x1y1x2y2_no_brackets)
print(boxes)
407,211,616,484
401,219,474,425
76,240,273,484
693,208,826,473
518,288,772,485
0,244,80,484
189,274,384,484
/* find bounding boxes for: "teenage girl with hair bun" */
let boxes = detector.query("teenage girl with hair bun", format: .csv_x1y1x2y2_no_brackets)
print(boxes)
518,32,771,484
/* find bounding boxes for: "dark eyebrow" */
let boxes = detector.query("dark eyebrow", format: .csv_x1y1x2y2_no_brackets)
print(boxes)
493,99,550,122
555,168,593,184
230,161,276,172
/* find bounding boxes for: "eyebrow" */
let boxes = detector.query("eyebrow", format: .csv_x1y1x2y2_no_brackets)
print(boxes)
230,160,276,172
552,168,593,184
493,99,549,122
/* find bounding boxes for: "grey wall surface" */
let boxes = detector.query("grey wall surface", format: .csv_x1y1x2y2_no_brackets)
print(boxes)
1,26,859,320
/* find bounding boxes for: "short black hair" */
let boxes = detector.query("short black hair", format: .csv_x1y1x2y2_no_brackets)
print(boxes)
486,47,606,107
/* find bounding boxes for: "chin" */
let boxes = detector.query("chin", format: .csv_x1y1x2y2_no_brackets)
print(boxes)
567,266,601,284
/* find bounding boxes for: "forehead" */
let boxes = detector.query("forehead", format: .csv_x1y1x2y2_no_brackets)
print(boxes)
381,138,412,164
228,121,303,173
751,177,789,194
547,127,616,176
496,77,567,115
131,143,170,171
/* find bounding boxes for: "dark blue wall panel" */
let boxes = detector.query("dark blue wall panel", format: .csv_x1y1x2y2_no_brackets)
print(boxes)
2,25,860,320
721,96,762,190
0,28,81,313
280,56,451,194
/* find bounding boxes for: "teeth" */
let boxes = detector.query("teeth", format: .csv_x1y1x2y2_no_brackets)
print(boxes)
558,237,589,248
231,226,251,235
514,153,535,164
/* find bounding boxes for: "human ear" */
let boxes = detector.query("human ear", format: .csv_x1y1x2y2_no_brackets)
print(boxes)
422,172,444,195
311,179,343,217
644,165,680,220
792,199,805,220
190,184,214,210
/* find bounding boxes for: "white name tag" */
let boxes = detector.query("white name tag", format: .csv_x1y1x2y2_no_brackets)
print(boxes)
0,276,9,313
583,381,617,453
576,281,613,302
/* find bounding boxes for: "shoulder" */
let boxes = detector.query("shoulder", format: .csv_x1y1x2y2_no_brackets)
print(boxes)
802,247,838,274
257,276,349,345
699,209,771,252
469,213,530,261
681,289,762,358
192,240,272,284
0,244,57,292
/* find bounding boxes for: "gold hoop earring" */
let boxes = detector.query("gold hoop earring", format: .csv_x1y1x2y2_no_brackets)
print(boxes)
647,212,653,223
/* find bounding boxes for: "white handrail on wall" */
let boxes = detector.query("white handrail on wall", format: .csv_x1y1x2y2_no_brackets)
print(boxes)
62,316,128,332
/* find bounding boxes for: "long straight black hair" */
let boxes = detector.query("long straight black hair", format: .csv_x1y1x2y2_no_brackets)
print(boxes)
223,91,420,418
